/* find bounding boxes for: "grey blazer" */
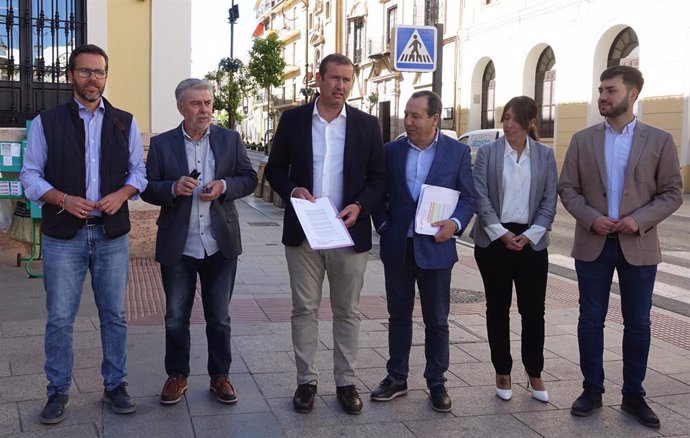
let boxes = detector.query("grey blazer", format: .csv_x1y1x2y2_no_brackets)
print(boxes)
470,136,558,251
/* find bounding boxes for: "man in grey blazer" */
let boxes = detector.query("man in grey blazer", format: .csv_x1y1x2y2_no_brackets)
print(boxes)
141,79,257,406
558,66,682,428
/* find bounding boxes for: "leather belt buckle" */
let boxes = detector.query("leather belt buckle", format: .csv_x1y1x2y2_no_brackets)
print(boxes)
607,232,618,239
85,216,103,226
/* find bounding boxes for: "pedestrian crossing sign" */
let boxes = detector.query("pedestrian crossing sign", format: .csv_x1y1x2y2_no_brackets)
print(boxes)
393,25,437,72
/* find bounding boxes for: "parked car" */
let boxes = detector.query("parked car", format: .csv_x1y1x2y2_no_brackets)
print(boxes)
458,129,503,162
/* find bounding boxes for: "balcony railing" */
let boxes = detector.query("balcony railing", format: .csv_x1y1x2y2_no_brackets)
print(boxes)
255,0,286,19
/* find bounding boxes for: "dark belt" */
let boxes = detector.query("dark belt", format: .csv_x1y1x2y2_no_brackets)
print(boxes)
85,216,103,226
607,232,618,239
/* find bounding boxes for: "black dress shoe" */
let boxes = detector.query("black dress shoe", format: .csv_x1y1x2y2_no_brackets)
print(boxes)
621,394,660,428
39,393,69,425
336,385,363,414
430,385,452,413
293,383,317,413
370,377,408,401
571,387,603,417
103,382,137,414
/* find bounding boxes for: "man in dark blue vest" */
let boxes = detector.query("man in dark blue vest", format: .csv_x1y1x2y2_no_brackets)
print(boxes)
20,44,147,424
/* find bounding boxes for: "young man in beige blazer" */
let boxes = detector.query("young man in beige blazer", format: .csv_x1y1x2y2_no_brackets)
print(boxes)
558,65,682,428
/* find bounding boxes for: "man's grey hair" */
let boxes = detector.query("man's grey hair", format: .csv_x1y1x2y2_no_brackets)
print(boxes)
175,78,214,103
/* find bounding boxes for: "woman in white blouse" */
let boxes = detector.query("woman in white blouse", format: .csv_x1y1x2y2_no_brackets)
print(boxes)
470,96,558,403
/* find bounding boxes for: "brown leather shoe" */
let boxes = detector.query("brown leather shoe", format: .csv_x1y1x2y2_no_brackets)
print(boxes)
210,375,238,404
160,374,188,405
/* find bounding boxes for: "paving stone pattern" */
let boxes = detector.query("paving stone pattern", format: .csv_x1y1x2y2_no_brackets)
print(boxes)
1,197,689,437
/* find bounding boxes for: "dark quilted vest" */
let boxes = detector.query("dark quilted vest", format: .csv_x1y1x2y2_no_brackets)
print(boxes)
40,98,132,239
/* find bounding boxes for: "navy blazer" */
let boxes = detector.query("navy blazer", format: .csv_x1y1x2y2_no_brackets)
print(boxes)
372,134,477,270
140,123,257,266
265,101,386,253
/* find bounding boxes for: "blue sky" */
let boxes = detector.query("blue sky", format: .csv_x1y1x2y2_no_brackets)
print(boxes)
191,0,254,77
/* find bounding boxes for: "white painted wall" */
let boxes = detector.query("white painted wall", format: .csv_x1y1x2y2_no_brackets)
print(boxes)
151,0,192,133
87,0,108,97
457,0,690,153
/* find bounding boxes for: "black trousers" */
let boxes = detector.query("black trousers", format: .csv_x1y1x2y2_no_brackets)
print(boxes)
474,223,548,377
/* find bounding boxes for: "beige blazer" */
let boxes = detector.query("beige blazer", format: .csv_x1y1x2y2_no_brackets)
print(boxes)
558,121,682,265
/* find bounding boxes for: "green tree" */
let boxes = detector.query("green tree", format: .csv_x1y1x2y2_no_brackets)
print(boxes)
246,32,286,151
204,57,253,129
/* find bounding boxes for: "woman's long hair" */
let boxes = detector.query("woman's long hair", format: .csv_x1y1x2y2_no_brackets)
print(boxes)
501,96,539,141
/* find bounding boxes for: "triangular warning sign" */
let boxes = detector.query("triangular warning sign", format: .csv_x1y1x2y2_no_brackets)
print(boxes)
397,30,432,64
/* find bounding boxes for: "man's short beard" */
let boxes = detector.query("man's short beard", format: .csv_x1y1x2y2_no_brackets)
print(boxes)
599,90,630,118
73,83,104,103
600,100,629,118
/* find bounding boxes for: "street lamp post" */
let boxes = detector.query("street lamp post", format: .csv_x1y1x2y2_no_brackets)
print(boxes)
228,1,239,59
303,0,309,92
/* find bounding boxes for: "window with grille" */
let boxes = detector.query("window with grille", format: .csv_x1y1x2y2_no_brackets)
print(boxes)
1,0,87,127
347,17,364,64
425,0,438,25
608,27,639,68
535,46,555,138
386,6,397,47
481,61,495,129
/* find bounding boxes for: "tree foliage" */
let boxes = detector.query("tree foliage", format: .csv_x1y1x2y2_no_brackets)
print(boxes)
246,33,286,150
204,57,254,129
246,33,286,91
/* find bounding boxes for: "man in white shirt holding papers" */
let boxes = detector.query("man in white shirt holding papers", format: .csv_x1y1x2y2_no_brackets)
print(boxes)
371,91,477,412
265,53,385,415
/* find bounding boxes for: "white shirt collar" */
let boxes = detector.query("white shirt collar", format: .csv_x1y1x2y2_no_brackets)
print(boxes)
504,136,531,157
312,97,347,121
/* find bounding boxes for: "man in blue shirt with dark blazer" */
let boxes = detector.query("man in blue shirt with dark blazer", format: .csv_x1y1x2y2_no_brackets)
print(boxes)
371,91,476,413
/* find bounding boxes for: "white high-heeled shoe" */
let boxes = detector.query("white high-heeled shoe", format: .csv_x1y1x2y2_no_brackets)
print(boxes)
528,378,549,403
495,374,512,401
495,387,513,401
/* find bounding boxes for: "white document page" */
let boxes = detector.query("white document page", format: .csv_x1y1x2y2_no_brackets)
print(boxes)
415,184,460,235
290,196,354,250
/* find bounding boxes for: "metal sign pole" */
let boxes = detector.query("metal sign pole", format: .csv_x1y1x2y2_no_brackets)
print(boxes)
432,23,443,96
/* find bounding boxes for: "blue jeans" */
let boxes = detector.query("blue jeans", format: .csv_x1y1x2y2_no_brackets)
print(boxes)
575,238,657,396
161,251,237,377
384,240,451,389
42,225,129,396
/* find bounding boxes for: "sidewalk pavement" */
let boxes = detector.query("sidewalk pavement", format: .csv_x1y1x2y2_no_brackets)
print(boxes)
1,195,690,438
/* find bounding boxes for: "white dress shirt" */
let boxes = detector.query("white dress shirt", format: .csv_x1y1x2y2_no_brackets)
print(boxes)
311,98,347,210
485,138,546,245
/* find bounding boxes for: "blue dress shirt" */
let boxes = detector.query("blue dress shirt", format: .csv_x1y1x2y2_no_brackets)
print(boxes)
604,118,636,220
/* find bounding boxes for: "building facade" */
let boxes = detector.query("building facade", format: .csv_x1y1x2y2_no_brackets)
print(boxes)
1,0,192,136
456,0,690,191
252,0,690,190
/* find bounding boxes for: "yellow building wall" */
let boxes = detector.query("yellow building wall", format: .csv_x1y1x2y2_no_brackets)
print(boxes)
106,1,151,132
457,108,469,135
641,96,683,146
554,102,588,171
640,97,687,192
